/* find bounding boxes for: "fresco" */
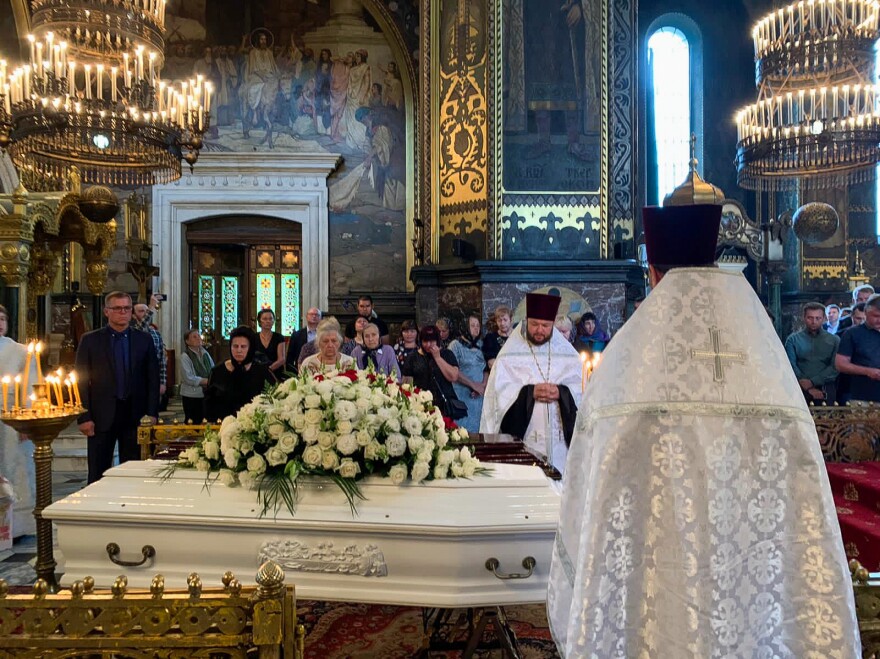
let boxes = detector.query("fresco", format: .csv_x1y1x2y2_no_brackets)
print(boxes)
163,0,410,293
502,0,602,192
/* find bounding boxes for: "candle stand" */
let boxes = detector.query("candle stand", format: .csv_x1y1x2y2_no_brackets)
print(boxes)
1,382,84,592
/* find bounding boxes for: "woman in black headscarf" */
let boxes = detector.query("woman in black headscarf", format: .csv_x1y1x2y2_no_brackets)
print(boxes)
205,326,274,421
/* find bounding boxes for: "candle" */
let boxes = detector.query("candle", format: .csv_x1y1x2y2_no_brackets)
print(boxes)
2,375,9,413
14,374,20,410
54,368,65,405
45,376,55,406
580,352,588,391
65,378,73,407
70,371,81,407
35,341,44,382
22,341,33,400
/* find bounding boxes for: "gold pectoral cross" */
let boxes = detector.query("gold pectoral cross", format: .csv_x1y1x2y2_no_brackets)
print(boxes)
691,326,746,383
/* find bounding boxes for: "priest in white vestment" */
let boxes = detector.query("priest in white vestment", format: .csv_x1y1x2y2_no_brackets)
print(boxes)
480,293,583,474
0,325,39,538
548,204,860,657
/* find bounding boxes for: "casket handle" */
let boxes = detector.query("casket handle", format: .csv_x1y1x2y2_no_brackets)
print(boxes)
106,542,156,568
485,556,536,580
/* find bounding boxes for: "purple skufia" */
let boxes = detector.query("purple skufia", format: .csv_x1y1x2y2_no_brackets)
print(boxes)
642,204,722,269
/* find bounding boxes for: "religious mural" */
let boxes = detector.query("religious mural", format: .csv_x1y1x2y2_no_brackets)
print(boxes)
162,0,412,293
502,0,602,192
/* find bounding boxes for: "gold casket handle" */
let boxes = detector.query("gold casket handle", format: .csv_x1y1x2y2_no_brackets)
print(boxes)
485,556,537,580
106,542,156,568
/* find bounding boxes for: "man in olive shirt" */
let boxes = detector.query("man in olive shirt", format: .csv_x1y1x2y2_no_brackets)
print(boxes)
784,302,840,404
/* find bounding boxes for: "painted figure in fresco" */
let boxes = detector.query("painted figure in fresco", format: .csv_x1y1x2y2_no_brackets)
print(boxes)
214,45,240,126
240,28,280,148
315,48,333,135
330,51,353,142
343,49,372,150
382,60,403,111
361,107,406,211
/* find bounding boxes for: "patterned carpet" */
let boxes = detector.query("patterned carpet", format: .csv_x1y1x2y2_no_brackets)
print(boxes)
827,461,880,571
298,600,559,658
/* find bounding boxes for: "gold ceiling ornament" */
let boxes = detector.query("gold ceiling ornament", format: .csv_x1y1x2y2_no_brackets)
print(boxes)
735,0,880,191
0,0,212,187
664,135,725,206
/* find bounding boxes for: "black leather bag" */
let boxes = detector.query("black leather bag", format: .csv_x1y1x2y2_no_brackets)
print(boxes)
430,369,468,419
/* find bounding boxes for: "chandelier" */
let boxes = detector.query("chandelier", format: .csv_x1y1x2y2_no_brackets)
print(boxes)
0,0,211,186
735,0,880,191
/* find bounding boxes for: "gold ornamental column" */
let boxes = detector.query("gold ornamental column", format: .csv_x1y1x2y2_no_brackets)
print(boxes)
0,183,34,339
426,0,490,263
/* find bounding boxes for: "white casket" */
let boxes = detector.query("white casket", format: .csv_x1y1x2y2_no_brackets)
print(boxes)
45,460,560,608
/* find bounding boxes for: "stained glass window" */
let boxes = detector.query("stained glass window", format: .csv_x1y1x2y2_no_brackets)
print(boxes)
221,276,239,338
281,274,300,336
256,273,276,320
198,275,215,333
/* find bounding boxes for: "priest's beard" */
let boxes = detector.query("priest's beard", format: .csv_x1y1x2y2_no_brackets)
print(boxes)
526,328,552,346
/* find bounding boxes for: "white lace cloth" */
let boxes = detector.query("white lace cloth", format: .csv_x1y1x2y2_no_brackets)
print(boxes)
548,267,860,658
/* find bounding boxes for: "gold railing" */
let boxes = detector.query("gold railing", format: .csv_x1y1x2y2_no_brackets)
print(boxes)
0,560,303,658
137,418,213,461
810,401,880,463
851,560,880,657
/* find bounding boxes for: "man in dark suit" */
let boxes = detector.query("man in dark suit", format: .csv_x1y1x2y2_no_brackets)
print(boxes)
75,291,160,483
285,306,321,375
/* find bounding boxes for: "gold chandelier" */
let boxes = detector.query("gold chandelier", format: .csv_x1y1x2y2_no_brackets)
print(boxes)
735,0,880,191
0,0,212,186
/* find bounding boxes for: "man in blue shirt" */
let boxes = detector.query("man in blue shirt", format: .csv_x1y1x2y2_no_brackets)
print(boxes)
836,294,880,403
784,302,840,403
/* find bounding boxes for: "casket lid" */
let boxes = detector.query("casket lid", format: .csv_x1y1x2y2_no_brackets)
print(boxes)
46,461,560,534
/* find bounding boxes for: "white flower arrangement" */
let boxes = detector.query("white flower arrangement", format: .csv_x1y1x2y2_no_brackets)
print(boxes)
163,367,487,516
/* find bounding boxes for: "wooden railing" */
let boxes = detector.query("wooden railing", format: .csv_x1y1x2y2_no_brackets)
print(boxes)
0,560,303,658
810,401,880,463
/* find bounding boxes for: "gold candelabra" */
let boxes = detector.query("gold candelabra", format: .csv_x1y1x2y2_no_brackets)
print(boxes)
0,342,85,592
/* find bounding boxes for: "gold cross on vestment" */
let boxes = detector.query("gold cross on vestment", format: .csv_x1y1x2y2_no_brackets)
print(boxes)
690,326,746,383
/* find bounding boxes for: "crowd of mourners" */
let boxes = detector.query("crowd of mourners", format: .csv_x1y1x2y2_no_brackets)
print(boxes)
784,284,880,406
187,294,615,434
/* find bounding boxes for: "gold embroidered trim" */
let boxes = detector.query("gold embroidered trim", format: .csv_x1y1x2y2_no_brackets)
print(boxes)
587,401,811,424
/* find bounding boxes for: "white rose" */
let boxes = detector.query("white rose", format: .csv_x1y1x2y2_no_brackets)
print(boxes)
336,420,353,435
238,470,257,489
196,458,211,472
278,432,299,453
219,417,240,449
386,433,407,457
356,430,372,447
403,415,423,437
417,447,434,463
292,414,306,432
304,394,322,409
411,461,430,483
223,448,241,469
385,417,401,433
437,449,454,466
218,469,237,486
335,433,359,456
387,383,400,398
364,440,382,460
267,422,285,440
239,439,255,455
356,397,372,413
459,446,472,461
322,450,340,470
337,458,361,479
182,446,201,464
246,454,267,475
303,424,319,443
373,393,391,409
407,435,424,454
451,462,465,477
265,446,288,467
433,464,449,480
417,390,434,404
462,460,478,478
302,444,323,467
388,463,408,485
287,390,304,406
377,406,394,421
203,440,220,461
304,409,323,425
436,429,449,448
316,380,335,397
317,431,336,449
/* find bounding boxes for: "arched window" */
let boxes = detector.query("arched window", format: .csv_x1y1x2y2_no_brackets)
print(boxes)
646,17,703,206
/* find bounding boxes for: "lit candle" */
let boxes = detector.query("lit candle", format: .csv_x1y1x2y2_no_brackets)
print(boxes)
45,376,56,407
13,374,20,410
1,375,9,413
22,341,33,399
70,371,81,407
65,378,73,407
97,64,103,100
54,368,65,405
29,393,35,412
35,341,44,382
580,352,588,392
